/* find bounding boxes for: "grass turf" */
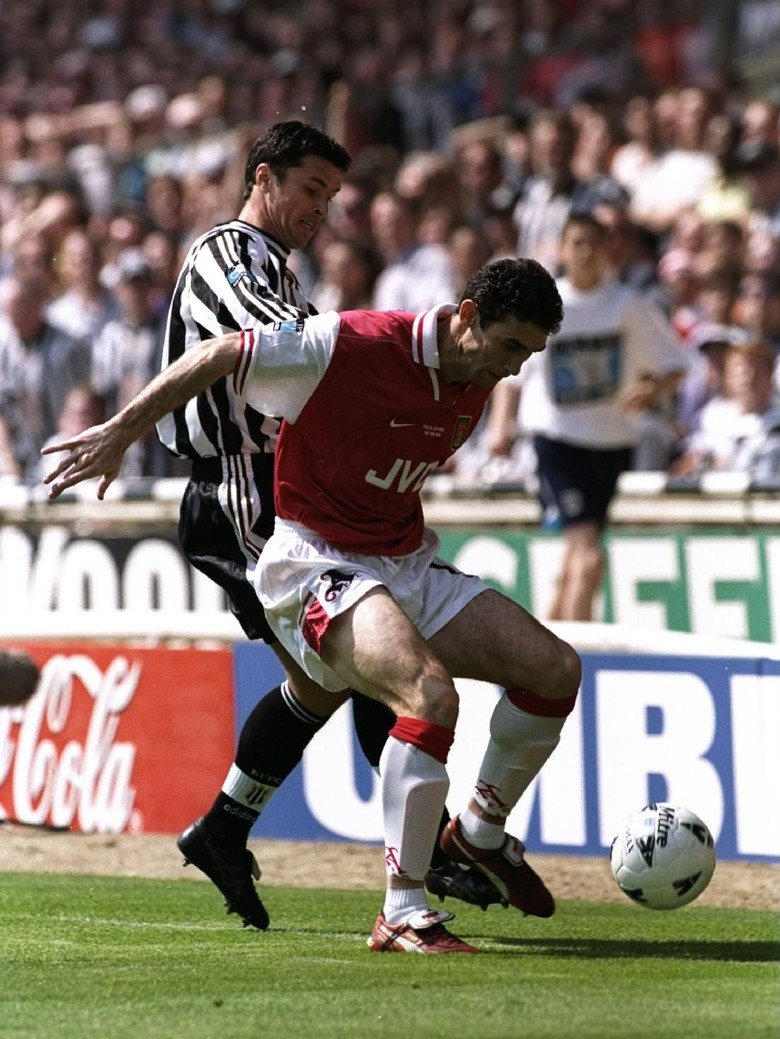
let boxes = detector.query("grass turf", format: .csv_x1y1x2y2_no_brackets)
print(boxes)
1,873,778,1039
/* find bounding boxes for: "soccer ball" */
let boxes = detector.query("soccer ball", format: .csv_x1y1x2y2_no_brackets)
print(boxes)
610,803,716,910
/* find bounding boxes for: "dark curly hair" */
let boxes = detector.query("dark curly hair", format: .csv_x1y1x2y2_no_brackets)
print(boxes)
461,258,563,335
243,121,352,200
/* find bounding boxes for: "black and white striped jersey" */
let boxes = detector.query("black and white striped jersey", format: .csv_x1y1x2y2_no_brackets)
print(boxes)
156,220,315,459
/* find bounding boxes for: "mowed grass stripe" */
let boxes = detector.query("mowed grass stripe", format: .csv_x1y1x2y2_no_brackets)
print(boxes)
11,911,366,943
1,873,777,1039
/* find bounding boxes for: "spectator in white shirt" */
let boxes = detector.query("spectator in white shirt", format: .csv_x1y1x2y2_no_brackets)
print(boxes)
486,212,686,621
369,190,455,311
673,336,780,480
47,228,121,340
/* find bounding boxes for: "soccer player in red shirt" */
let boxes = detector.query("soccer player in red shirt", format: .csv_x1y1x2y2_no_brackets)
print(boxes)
44,258,581,954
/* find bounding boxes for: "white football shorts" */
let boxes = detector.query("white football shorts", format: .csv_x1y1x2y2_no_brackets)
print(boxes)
256,519,487,692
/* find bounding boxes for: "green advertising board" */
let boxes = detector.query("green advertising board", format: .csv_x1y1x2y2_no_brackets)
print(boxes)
437,528,779,644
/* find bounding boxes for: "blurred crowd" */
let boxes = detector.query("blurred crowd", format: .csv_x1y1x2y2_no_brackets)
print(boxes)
1,0,779,486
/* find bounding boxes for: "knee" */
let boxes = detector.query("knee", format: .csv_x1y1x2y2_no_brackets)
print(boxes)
556,635,581,694
554,639,582,697
572,544,604,583
415,672,459,730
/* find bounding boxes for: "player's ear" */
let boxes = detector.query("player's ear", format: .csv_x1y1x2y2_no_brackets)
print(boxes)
254,163,273,191
459,298,478,327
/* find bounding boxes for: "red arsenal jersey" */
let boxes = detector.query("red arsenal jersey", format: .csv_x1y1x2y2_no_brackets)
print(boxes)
238,306,490,555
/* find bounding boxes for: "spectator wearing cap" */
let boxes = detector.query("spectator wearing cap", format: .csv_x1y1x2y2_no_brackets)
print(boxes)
125,85,168,144
737,140,780,239
512,108,630,277
672,334,780,480
90,248,178,477
674,322,747,441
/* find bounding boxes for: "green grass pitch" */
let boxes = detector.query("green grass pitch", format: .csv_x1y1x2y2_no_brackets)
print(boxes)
1,873,778,1039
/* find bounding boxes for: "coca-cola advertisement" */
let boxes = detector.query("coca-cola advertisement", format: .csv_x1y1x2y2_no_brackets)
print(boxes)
0,644,235,834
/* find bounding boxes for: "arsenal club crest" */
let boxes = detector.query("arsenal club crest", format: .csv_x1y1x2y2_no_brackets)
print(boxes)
451,415,471,451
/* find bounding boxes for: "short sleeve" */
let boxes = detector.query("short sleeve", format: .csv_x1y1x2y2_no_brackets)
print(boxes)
239,310,341,421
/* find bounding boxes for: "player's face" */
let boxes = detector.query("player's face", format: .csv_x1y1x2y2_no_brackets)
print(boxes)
261,155,343,250
452,308,549,388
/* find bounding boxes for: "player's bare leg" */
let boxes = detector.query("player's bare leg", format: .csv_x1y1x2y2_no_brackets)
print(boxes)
320,588,478,952
550,521,604,622
429,589,581,916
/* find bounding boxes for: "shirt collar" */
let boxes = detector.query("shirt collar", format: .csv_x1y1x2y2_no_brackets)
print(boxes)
411,303,456,369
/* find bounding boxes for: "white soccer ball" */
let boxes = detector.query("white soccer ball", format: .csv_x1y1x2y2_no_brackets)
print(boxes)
610,802,716,910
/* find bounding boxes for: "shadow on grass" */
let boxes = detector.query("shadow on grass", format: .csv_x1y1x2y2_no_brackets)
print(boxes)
264,924,779,964
484,936,780,963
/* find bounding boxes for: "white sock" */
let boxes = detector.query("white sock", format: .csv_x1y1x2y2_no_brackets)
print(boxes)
383,885,429,925
221,763,276,813
469,694,566,822
458,806,505,850
379,734,449,885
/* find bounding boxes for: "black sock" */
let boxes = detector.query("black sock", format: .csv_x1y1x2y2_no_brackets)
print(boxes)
351,691,452,870
351,692,395,767
428,807,453,870
204,684,328,846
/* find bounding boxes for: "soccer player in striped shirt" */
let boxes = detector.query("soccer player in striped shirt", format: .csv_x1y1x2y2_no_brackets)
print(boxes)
52,121,499,927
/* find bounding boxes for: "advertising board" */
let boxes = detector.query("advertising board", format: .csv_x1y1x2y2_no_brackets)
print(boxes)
440,529,780,642
235,643,780,863
2,524,779,641
0,644,235,834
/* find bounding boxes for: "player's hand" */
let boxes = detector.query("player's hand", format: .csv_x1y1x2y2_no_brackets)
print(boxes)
41,422,126,500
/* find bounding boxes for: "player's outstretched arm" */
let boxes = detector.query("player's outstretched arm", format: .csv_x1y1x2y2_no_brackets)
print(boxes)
42,331,244,499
